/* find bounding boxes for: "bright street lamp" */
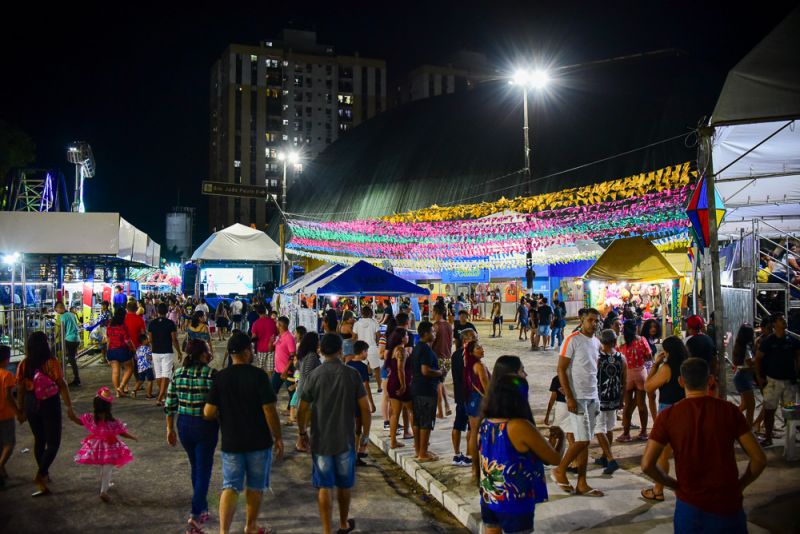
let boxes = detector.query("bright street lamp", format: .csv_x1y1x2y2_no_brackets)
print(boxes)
2,252,20,265
511,68,550,89
277,150,301,212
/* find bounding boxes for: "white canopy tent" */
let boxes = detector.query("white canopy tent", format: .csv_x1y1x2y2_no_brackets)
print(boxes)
711,6,800,235
275,263,343,295
191,223,282,263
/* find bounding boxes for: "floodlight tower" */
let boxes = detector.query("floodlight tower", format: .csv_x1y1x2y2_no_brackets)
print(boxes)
66,142,96,212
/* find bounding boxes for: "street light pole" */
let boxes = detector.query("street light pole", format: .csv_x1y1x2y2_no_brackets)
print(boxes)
281,159,288,212
522,86,531,191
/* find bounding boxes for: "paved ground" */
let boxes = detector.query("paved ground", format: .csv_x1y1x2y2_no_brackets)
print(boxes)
3,321,799,533
1,337,468,534
367,320,800,533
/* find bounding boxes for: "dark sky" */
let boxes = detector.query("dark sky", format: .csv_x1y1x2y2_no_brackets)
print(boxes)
1,0,797,245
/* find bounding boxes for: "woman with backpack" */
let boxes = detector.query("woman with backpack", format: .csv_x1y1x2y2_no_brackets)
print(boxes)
16,331,77,496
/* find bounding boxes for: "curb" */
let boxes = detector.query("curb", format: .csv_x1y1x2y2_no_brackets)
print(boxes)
367,426,482,533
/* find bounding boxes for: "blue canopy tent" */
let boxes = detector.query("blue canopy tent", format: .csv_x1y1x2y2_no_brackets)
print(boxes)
315,261,430,297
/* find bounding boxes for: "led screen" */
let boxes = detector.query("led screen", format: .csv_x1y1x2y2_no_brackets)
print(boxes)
201,268,253,295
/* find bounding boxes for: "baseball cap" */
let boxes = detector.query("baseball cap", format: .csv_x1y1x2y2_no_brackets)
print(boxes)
687,315,705,332
600,329,617,345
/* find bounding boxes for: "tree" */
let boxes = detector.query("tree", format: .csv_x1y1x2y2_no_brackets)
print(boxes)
0,121,36,206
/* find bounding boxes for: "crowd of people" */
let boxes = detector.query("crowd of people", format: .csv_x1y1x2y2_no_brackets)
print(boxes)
0,286,795,533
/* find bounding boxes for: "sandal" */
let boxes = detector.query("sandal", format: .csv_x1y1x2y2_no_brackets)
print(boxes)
576,488,605,497
641,487,664,501
549,470,574,494
616,433,632,443
637,432,649,441
336,519,356,534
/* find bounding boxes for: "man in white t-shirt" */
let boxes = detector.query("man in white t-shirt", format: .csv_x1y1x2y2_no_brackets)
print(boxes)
552,307,604,497
195,298,210,316
353,307,381,387
230,297,244,329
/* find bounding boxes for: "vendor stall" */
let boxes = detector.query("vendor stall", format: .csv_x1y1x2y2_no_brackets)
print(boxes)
583,237,682,333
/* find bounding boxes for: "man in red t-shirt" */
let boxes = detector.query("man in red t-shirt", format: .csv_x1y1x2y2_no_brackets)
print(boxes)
250,305,278,376
642,358,766,532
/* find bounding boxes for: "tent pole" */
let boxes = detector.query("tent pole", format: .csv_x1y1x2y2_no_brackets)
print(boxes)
700,126,727,399
279,224,287,286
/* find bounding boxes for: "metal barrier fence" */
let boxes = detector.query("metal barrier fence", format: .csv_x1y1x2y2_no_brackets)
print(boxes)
0,305,62,367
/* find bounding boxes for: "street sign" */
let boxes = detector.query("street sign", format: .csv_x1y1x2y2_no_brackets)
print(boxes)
201,181,269,199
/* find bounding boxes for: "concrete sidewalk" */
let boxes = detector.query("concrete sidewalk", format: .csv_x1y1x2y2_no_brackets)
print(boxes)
367,383,781,533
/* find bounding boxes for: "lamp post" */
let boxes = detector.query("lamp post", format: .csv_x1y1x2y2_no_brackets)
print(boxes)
277,150,300,213
510,69,550,288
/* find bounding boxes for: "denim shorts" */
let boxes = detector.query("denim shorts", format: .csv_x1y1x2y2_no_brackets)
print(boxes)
538,325,550,336
480,502,534,534
733,369,756,394
221,448,273,492
107,348,132,362
466,390,483,418
658,403,671,415
453,402,468,432
312,446,356,489
138,368,155,382
380,365,389,380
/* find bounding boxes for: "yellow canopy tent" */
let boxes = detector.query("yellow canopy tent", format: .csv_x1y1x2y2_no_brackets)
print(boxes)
583,237,681,282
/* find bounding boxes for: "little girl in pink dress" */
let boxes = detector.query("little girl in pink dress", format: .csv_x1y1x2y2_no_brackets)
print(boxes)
70,387,136,502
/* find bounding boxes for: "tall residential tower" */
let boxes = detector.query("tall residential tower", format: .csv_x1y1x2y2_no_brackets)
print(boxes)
208,29,387,231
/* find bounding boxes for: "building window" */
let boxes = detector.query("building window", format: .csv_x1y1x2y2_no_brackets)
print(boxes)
282,134,289,141
282,119,289,125
294,75,303,87
306,64,312,73
337,94,353,105
305,121,312,130
234,160,241,167
305,92,312,102
234,198,241,221
305,106,312,116
250,55,258,85
325,65,332,76
282,60,289,67
235,54,242,84
305,77,312,88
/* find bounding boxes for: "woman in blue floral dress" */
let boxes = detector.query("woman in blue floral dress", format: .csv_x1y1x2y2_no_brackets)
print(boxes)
479,375,561,533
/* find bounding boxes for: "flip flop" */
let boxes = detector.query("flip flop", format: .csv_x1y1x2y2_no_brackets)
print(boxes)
576,488,605,497
417,454,439,463
549,470,574,494
336,519,356,534
641,487,664,501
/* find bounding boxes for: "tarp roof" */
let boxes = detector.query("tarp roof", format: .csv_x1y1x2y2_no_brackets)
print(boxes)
0,212,160,268
316,261,431,296
191,223,282,263
710,7,800,234
276,263,343,295
583,237,681,282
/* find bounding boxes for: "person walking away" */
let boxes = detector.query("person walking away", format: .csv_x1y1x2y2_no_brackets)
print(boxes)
230,297,244,331
106,309,135,398
132,333,156,399
55,301,82,387
299,333,371,534
464,340,490,481
550,300,565,351
685,315,719,396
15,331,77,496
595,329,626,475
347,341,375,464
450,328,476,467
112,285,127,312
515,298,529,341
617,321,652,442
535,298,553,351
642,358,766,532
641,335,688,502
410,321,442,462
339,311,356,359
149,302,183,407
755,312,800,446
0,345,21,488
732,324,757,427
551,308,604,497
431,304,453,418
166,339,218,533
294,332,321,453
125,300,148,393
204,332,283,534
250,305,277,376
529,299,540,350
215,302,230,341
491,299,503,338
353,307,381,386
69,386,136,502
245,304,260,337
272,316,296,399
479,374,561,534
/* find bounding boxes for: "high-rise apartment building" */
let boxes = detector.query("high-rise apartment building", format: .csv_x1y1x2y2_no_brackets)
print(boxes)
208,29,387,231
394,51,496,106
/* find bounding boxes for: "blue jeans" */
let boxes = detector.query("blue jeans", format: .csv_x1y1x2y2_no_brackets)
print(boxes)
221,448,273,492
551,327,564,347
674,499,747,534
270,372,286,397
177,415,219,518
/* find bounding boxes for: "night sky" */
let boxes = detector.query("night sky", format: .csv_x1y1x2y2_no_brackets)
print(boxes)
1,1,796,245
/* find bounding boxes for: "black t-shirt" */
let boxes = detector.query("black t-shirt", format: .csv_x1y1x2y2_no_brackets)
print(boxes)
760,333,799,381
538,305,552,325
246,310,260,333
148,317,177,353
411,343,439,398
208,364,277,453
347,360,370,383
549,375,566,403
453,321,476,349
451,348,465,404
